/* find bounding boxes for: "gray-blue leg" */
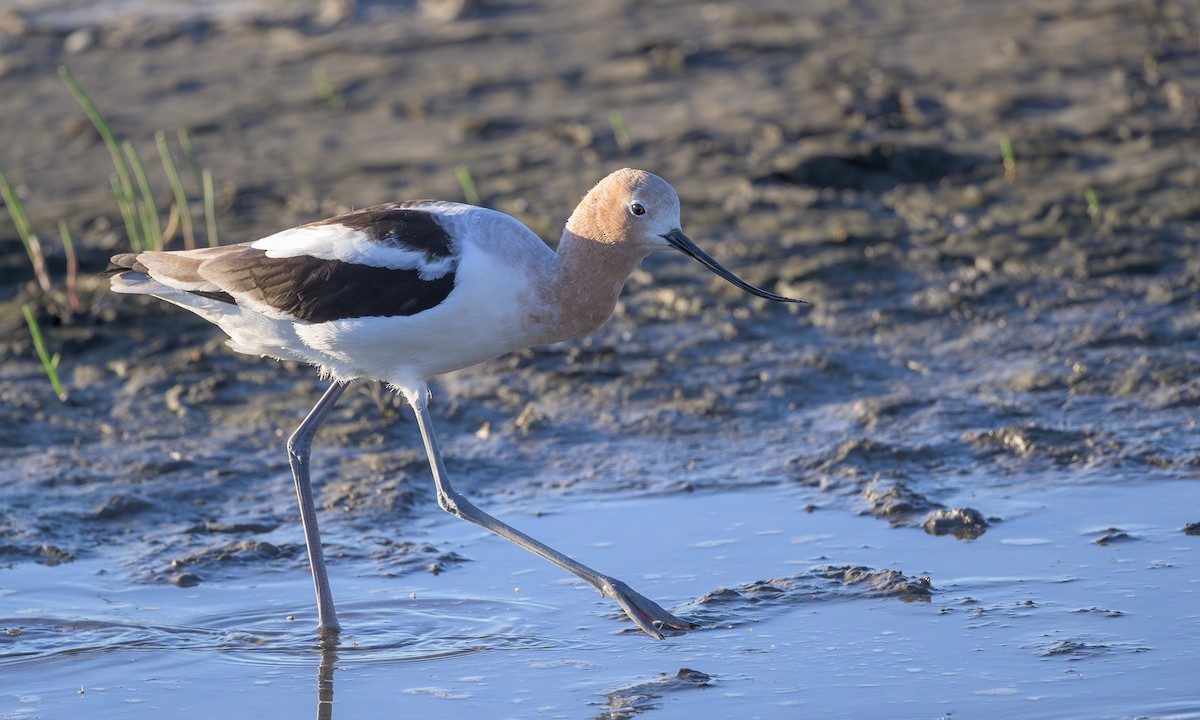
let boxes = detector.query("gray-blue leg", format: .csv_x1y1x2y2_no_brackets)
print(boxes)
287,380,348,632
407,389,693,639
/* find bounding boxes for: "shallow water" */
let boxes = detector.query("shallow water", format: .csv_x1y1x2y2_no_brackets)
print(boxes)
4,476,1198,718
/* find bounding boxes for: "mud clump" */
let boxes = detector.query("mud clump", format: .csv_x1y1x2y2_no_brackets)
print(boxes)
798,439,942,480
601,668,713,718
684,564,933,628
923,507,989,540
795,447,992,538
1092,528,1138,546
963,424,1115,465
90,495,153,520
171,573,201,588
859,478,990,539
813,566,933,601
166,539,297,579
862,478,939,517
0,543,75,565
1038,639,1150,659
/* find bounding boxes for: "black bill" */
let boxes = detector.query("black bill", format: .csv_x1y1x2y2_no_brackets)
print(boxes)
661,229,805,304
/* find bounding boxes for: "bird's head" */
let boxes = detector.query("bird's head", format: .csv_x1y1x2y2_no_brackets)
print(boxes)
567,168,805,304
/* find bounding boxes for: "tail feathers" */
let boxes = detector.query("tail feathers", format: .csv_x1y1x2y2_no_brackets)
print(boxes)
110,269,234,308
112,246,245,294
109,253,149,274
110,270,168,295
109,252,157,295
107,248,321,369
109,248,237,298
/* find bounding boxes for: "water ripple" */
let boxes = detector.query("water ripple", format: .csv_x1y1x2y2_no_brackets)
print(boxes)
0,596,565,670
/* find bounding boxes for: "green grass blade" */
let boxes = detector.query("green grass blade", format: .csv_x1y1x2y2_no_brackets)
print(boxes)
109,173,143,252
202,169,219,247
161,202,181,246
123,140,163,250
609,111,631,152
156,130,194,249
59,67,141,247
312,63,346,110
0,165,34,242
1000,137,1016,183
455,164,481,206
177,128,204,194
0,163,52,292
21,304,67,402
58,220,80,312
1085,188,1100,218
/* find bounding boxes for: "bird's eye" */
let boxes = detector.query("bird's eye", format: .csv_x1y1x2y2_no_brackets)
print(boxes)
629,202,646,217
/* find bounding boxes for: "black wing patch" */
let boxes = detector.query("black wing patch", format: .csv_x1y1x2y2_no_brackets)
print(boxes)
191,289,237,304
308,203,452,263
203,248,456,322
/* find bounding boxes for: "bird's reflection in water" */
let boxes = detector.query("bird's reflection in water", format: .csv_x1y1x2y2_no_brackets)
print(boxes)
316,630,339,720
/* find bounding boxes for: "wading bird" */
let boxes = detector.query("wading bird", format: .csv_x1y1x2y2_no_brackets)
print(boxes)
110,168,802,639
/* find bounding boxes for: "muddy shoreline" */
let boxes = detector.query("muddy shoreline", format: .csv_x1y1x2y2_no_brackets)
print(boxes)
3,0,1198,607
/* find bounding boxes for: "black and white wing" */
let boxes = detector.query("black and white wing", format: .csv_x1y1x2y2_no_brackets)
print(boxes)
112,202,463,323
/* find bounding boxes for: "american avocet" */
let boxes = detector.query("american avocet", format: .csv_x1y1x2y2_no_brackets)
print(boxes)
110,168,802,639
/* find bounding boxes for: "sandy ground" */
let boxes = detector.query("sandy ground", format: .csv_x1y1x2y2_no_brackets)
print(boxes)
1,0,1199,717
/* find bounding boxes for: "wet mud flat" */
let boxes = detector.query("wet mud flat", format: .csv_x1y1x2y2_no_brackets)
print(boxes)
1,0,1199,717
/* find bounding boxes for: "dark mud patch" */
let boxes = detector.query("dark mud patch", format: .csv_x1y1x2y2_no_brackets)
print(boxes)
158,539,303,584
756,144,981,192
185,520,280,535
